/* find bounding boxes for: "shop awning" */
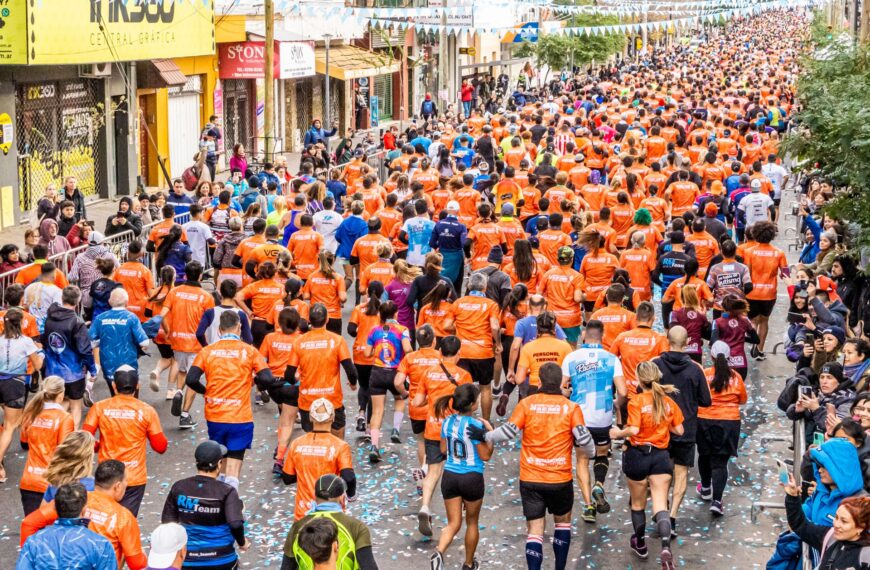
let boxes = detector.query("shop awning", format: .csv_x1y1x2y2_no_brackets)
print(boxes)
315,44,401,81
137,59,188,89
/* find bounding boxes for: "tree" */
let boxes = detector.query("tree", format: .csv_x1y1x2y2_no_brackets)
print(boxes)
781,38,870,249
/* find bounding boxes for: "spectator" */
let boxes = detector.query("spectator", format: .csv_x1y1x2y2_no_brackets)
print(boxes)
105,197,142,238
21,228,39,263
61,176,87,221
16,482,116,570
845,338,870,392
36,184,59,222
788,362,855,442
37,218,71,257
0,244,27,274
229,143,250,179
304,118,339,147
166,179,194,217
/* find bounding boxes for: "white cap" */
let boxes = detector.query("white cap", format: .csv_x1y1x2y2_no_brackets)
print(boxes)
750,179,762,191
309,398,335,423
710,340,731,359
88,231,106,245
148,523,187,568
446,200,460,212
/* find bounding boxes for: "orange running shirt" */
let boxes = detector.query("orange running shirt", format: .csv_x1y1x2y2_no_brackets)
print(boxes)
283,431,353,520
518,337,573,387
419,362,473,440
541,266,584,328
351,234,391,274
398,347,442,421
467,222,506,270
662,275,714,309
744,243,787,301
259,331,300,376
590,305,637,350
85,489,144,567
163,284,215,352
349,305,381,365
619,248,656,299
288,328,352,410
579,252,619,303
248,242,289,275
416,302,455,339
20,405,74,493
192,338,268,424
83,395,163,486
537,229,572,266
287,228,324,279
112,262,154,321
509,392,585,484
451,294,500,359
241,278,284,321
698,367,747,421
611,326,670,397
627,390,684,449
302,271,346,319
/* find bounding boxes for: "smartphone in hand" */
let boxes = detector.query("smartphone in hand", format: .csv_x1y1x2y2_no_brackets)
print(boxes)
776,459,790,485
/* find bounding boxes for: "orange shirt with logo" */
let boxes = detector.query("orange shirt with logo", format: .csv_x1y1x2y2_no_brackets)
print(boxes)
259,330,300,376
283,431,353,520
303,271,346,319
163,284,214,352
627,390,684,449
398,347,442,421
248,242,289,274
698,367,747,421
148,219,188,249
241,278,284,321
509,392,586,484
541,266,584,328
349,305,381,366
20,406,74,493
611,326,669,397
744,244,787,301
288,328,352,410
85,489,144,567
288,229,324,279
112,262,154,321
451,294,500,359
351,234,391,274
467,222,506,270
668,181,700,216
591,305,637,350
518,336,573,387
538,229,572,266
417,302,455,339
686,231,720,271
192,338,268,424
419,362,473,440
579,252,619,302
662,275,714,309
83,395,163,486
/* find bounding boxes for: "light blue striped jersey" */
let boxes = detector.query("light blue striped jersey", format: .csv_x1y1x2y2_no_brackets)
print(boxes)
441,414,486,474
561,343,623,428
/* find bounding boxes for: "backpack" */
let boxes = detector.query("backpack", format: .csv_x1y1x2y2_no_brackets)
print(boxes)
182,165,199,192
240,188,260,212
292,512,359,570
422,100,435,115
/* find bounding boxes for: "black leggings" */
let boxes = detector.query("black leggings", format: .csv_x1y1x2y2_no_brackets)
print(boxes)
356,364,373,421
21,489,43,516
698,454,730,502
251,319,274,349
327,318,342,335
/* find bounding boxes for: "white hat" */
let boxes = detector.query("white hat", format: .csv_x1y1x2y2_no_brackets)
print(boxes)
148,523,187,568
446,200,461,212
750,179,762,191
710,340,731,359
309,398,335,423
88,231,106,245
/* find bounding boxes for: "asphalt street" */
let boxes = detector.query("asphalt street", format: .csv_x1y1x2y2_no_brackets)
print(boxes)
0,194,805,570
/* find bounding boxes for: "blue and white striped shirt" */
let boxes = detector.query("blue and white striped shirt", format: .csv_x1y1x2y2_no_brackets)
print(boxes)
441,414,486,474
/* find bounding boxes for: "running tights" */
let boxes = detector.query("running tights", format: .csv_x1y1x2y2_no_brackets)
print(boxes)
698,454,730,502
356,365,373,422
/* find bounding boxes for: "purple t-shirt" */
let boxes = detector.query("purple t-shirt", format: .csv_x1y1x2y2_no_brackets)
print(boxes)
385,279,415,331
713,315,754,368
669,308,708,355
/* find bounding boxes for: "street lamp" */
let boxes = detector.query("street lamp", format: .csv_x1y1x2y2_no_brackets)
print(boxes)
324,33,333,145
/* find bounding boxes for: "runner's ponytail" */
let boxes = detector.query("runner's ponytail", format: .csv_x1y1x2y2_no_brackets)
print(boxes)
21,376,65,430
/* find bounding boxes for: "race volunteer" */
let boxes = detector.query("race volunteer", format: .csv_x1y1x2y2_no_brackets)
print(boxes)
184,311,275,491
161,441,249,570
561,319,626,523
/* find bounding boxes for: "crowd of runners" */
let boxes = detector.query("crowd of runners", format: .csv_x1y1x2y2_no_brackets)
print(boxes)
6,7,870,570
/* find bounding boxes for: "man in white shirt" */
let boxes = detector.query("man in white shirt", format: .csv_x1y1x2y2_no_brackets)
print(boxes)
761,154,789,203
313,197,342,254
427,132,445,162
738,179,776,227
182,204,216,267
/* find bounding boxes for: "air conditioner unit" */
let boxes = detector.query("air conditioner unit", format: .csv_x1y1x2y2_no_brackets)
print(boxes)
79,63,112,78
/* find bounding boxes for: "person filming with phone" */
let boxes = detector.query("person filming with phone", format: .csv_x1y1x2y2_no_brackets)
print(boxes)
787,362,856,449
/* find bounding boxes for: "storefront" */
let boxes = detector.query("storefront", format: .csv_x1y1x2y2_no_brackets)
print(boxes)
0,0,215,223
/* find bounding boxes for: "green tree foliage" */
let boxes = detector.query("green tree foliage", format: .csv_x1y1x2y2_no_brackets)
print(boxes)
781,41,870,247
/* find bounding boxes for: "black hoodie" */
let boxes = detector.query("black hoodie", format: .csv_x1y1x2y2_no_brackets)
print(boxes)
654,351,711,443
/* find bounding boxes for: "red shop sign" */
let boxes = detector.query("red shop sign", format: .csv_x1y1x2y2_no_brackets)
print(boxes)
218,42,279,79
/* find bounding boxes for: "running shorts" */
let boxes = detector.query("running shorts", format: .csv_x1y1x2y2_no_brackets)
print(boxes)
519,480,574,520
668,440,696,468
748,299,776,319
0,378,27,408
587,426,612,447
563,326,581,345
411,419,426,435
207,420,254,452
458,358,494,386
441,471,485,502
424,438,446,465
622,445,674,481
369,367,404,397
156,343,174,359
175,351,196,373
64,378,86,401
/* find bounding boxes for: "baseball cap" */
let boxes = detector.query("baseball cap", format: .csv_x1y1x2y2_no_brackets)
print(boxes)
88,231,106,245
710,340,730,359
147,524,188,568
446,200,460,212
194,440,227,465
557,246,574,264
314,473,347,500
704,202,719,216
113,365,139,392
479,162,490,171
501,203,515,216
309,398,335,423
750,179,762,191
353,149,364,158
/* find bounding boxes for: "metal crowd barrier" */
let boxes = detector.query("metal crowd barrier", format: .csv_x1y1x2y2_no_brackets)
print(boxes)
751,420,806,523
326,150,389,186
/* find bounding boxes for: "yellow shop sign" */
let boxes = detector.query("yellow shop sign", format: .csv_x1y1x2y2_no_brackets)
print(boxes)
10,0,216,65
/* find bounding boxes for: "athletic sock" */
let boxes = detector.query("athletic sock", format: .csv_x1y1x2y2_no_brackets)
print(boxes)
392,411,404,431
525,535,544,570
180,411,190,419
370,429,381,449
656,511,672,548
503,382,517,396
593,456,609,485
224,476,240,491
631,509,646,539
552,524,571,570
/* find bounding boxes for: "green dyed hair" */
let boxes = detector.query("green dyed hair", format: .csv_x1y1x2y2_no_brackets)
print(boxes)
633,208,652,226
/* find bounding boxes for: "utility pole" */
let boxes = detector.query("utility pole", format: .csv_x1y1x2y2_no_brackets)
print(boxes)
439,3,448,106
264,0,274,160
324,33,332,148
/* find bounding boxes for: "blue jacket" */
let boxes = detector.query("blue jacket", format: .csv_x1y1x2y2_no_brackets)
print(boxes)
42,304,97,383
336,215,368,258
805,438,865,526
166,192,194,217
303,126,337,147
257,171,281,189
429,216,467,251
89,308,149,378
16,518,118,570
799,214,821,264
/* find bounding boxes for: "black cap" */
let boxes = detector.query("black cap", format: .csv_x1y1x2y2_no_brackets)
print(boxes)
314,474,347,499
194,440,227,464
113,365,139,392
487,245,504,264
820,361,845,383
